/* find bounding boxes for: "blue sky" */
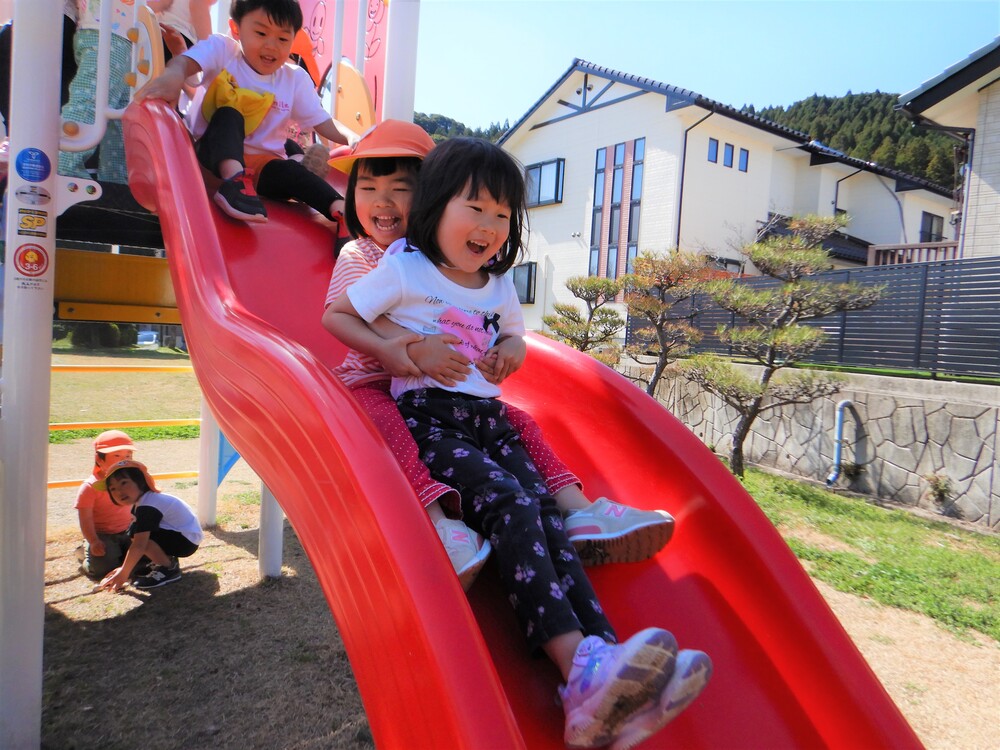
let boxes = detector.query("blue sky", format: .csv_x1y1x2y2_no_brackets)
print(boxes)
413,0,1000,130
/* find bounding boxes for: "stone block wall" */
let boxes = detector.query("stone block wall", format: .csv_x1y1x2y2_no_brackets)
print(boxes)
623,364,999,529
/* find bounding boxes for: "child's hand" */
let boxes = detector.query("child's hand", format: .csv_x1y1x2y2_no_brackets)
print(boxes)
90,539,106,557
99,568,128,593
134,64,188,106
478,336,525,384
375,332,424,378
160,23,188,58
408,334,472,387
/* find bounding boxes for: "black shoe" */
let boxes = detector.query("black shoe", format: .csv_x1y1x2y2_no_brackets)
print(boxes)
214,171,267,223
133,561,181,589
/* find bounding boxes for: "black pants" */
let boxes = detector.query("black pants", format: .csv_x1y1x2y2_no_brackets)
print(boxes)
397,389,616,654
195,106,341,219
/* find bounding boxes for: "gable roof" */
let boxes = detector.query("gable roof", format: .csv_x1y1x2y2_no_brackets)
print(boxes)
500,59,952,199
897,36,1000,116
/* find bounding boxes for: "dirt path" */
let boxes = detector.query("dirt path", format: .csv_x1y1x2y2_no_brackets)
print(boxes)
45,437,999,749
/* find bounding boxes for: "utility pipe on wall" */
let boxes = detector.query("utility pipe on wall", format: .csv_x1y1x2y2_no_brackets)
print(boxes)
826,399,855,486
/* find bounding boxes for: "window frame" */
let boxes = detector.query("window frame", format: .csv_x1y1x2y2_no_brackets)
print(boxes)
511,261,537,304
708,137,718,163
525,158,565,208
723,143,734,168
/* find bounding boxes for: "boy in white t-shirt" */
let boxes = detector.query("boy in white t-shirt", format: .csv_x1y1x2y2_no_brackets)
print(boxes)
135,0,356,224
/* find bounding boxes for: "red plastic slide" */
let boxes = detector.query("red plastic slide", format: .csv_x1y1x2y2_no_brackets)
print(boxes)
123,100,922,749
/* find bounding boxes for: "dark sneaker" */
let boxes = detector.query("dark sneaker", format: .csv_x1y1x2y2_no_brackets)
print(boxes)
214,171,268,223
133,561,181,589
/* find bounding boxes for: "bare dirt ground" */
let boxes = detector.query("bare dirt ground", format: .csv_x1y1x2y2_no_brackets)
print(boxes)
43,437,999,750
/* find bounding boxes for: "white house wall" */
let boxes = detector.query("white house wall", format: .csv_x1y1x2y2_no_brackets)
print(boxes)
680,121,779,257
965,81,1000,258
506,87,683,331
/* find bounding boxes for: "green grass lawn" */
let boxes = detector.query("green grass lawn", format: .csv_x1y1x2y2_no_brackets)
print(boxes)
742,469,1000,641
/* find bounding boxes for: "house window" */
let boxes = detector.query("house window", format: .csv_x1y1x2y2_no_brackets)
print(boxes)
626,243,638,275
920,211,945,242
511,262,536,304
739,148,749,172
525,158,564,207
590,148,607,275
723,143,734,168
708,138,718,163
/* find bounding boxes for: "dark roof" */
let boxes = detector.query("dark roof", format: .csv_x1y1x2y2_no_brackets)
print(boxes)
500,59,951,198
762,217,870,265
897,36,1000,115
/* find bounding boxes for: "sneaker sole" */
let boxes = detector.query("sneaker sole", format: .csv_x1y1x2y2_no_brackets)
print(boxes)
610,650,713,750
572,517,675,566
564,628,678,749
457,539,491,592
213,191,269,223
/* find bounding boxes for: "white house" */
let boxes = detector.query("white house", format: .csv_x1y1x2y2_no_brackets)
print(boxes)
500,60,955,330
897,36,1000,259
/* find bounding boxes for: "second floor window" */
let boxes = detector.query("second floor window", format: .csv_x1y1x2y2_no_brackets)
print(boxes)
920,211,945,242
525,158,565,207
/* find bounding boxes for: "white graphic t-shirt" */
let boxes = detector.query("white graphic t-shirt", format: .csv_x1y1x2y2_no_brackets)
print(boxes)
347,248,525,399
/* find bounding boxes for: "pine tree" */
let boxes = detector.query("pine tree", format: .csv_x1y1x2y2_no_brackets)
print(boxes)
678,216,884,477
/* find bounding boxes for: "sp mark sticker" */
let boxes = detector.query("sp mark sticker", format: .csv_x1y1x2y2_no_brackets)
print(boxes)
13,243,50,277
17,208,48,237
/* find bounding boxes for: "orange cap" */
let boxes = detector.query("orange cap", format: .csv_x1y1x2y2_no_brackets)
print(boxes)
328,119,435,174
94,429,135,454
99,459,159,494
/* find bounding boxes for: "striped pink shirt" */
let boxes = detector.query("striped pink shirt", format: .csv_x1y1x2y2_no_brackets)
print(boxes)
325,237,392,387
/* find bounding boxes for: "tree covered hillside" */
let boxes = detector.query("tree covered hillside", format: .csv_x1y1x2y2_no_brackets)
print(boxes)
747,92,957,187
414,112,509,143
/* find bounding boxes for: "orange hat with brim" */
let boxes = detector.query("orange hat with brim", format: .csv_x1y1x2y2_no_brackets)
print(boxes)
96,459,158,494
93,429,136,475
328,119,435,174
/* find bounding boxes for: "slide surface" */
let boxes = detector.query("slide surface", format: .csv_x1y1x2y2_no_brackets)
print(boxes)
123,101,922,749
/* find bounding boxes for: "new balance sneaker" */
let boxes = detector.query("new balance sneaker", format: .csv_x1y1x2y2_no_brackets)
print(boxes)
435,518,491,592
565,498,675,566
214,171,268,223
133,559,181,589
610,649,713,750
300,142,331,179
559,628,678,749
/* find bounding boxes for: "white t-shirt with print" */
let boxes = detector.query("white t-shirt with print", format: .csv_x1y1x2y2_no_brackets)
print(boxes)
182,33,329,158
347,249,526,399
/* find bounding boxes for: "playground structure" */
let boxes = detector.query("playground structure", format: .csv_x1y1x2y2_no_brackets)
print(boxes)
2,1,925,748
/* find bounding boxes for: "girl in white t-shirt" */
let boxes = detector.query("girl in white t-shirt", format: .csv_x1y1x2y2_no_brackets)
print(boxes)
325,137,711,750
99,460,203,592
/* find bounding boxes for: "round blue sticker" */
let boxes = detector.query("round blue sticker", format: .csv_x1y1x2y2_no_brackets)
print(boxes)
15,148,52,183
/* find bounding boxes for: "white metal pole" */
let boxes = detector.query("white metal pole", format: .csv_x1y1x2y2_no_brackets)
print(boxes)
258,484,284,579
381,0,420,121
0,1,61,746
328,0,344,120
354,0,366,77
197,397,219,526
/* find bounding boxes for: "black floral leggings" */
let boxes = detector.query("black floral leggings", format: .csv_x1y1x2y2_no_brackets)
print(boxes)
398,389,616,653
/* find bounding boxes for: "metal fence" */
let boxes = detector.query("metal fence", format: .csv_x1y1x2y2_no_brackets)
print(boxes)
626,255,1000,379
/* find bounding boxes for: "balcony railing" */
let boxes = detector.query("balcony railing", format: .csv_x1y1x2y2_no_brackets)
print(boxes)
867,241,960,266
